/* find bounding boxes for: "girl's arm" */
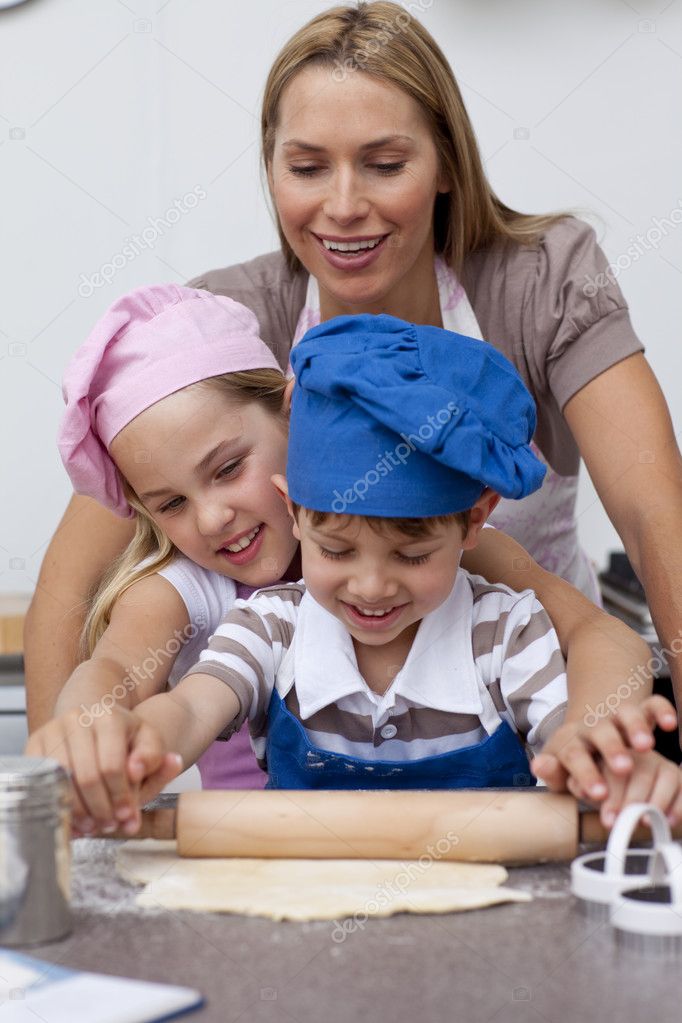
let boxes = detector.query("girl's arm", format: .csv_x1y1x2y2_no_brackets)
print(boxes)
461,525,666,796
25,572,192,831
24,494,135,730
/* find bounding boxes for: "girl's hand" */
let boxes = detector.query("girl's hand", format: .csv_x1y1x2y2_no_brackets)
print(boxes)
585,750,682,829
25,707,182,837
531,695,678,799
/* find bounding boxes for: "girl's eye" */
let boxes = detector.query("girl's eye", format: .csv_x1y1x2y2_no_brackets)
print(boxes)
397,552,430,565
319,547,349,560
217,458,244,479
160,496,185,514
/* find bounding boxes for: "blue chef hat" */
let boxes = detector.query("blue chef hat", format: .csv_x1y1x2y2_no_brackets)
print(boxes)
287,314,545,517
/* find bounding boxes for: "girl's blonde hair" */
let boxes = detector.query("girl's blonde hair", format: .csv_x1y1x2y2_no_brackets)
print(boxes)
81,368,288,658
261,1,568,275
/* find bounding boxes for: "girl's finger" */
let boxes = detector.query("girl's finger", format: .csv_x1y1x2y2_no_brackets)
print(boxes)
65,716,117,825
92,719,136,826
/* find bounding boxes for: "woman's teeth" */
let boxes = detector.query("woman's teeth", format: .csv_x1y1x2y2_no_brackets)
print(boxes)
322,237,383,252
224,525,261,553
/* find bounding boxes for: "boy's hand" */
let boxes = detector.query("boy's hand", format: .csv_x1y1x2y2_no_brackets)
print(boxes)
587,750,682,829
25,707,182,837
531,695,677,801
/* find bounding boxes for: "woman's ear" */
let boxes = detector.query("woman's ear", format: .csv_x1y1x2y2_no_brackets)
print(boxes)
461,489,501,550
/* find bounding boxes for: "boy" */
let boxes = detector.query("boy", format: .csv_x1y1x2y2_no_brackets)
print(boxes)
131,313,567,790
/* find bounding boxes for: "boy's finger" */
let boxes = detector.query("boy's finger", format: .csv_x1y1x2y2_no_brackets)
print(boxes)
643,695,678,732
584,720,634,772
530,753,566,790
136,752,183,807
556,741,608,801
599,770,627,828
647,765,682,823
126,722,172,784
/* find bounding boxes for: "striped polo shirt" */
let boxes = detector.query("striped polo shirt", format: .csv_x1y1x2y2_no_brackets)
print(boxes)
184,569,568,769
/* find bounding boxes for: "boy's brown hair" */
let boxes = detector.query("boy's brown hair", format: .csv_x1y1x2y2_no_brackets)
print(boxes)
290,502,470,540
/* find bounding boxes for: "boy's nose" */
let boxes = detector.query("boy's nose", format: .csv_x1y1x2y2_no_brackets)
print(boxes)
346,570,399,603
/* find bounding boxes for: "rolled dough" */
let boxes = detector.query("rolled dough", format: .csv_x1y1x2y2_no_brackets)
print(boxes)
116,840,531,922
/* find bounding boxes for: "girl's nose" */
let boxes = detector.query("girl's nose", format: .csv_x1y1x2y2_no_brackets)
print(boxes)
195,498,234,538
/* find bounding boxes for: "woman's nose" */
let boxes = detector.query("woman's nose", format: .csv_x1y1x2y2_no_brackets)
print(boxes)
322,168,370,225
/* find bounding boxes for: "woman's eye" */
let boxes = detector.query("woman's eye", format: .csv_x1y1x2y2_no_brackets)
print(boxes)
289,165,319,177
319,547,349,560
372,162,406,175
160,496,185,513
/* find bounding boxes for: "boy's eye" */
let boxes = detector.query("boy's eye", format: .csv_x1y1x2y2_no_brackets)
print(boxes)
318,546,349,560
397,552,430,565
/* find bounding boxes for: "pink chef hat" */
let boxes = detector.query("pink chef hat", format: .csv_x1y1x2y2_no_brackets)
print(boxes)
57,284,282,518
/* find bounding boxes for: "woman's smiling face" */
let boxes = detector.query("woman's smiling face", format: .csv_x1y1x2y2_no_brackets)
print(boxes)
269,66,449,319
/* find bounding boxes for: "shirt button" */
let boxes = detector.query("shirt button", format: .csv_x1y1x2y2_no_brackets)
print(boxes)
380,723,398,740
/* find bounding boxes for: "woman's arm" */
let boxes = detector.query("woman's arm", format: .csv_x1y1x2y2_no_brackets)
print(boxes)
23,494,136,731
563,352,682,743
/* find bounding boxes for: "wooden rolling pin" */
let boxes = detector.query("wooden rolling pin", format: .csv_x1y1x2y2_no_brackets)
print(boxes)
114,789,682,865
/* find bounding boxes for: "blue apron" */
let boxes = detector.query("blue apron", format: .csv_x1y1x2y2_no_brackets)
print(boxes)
264,689,536,790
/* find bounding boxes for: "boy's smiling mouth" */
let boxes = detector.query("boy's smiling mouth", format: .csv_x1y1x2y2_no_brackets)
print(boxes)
340,601,408,631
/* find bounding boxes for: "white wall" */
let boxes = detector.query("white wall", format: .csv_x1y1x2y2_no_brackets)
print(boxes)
1,0,680,596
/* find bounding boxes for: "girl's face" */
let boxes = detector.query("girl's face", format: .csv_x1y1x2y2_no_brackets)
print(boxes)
269,67,449,321
109,386,298,588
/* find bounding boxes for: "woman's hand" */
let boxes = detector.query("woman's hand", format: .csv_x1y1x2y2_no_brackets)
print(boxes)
24,706,182,837
531,694,678,799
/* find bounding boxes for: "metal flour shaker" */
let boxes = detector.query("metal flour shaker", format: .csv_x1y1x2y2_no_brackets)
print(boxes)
0,755,71,945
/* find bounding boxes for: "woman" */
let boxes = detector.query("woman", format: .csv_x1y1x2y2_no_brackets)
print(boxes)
26,2,681,798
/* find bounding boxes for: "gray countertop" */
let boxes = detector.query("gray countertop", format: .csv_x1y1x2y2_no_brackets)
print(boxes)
20,838,674,1023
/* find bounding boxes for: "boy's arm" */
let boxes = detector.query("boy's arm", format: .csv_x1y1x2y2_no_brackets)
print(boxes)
463,527,668,791
132,673,243,799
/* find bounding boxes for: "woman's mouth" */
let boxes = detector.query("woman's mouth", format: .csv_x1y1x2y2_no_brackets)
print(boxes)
218,524,265,566
341,601,406,631
313,233,390,271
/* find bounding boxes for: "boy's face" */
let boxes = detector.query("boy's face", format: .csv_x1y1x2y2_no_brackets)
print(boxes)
276,482,499,651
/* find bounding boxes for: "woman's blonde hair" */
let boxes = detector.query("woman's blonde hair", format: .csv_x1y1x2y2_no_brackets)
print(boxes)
80,368,289,658
261,1,568,275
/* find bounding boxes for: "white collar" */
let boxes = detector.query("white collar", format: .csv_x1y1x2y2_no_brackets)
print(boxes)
293,572,486,719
